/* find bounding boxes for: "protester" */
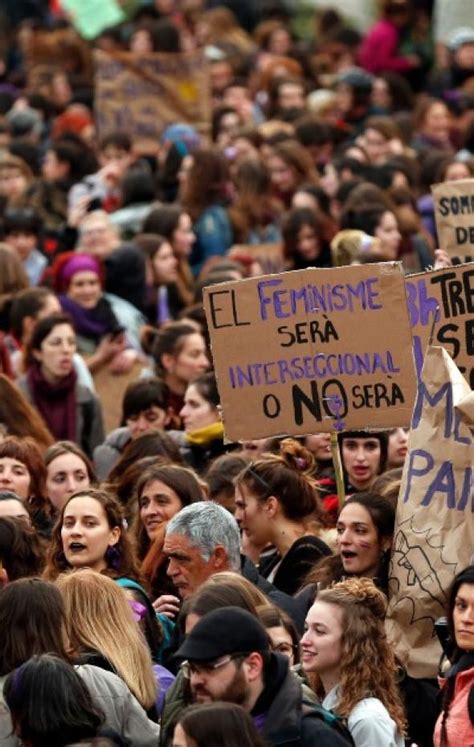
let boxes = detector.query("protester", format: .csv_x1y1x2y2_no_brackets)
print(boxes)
0,436,51,534
301,577,406,745
174,702,267,747
3,654,123,747
177,372,226,472
433,565,474,746
0,515,43,583
0,494,32,528
0,578,160,746
136,462,204,617
338,431,388,494
175,606,351,746
0,5,471,744
44,488,139,582
56,569,158,717
144,322,209,426
45,440,95,513
234,438,331,595
18,314,105,456
93,378,171,479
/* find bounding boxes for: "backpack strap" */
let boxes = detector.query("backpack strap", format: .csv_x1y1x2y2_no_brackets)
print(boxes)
301,701,355,746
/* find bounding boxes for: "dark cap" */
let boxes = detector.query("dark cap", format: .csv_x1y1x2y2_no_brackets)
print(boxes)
175,607,270,661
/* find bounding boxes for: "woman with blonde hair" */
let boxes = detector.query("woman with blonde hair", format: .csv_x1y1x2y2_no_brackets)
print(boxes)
301,577,406,746
56,569,158,717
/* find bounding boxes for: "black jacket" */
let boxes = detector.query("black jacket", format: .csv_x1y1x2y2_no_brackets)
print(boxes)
259,535,332,596
256,655,350,747
241,554,306,634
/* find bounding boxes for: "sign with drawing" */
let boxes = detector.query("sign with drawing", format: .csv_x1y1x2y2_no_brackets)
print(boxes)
386,345,474,678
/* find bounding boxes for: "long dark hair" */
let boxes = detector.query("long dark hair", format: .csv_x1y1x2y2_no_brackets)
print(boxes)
0,517,44,580
4,653,104,747
134,463,203,558
0,578,71,675
439,566,474,745
306,492,395,591
178,702,267,747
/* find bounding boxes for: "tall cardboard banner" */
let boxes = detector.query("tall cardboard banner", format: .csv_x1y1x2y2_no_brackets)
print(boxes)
203,263,417,441
406,262,474,388
432,179,474,261
94,50,211,152
386,346,474,678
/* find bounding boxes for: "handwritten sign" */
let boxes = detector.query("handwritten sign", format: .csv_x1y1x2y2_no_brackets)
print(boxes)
203,263,417,441
406,262,474,388
94,50,211,152
432,178,474,260
386,346,474,678
60,0,125,40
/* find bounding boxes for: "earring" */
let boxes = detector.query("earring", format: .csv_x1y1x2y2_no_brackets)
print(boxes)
105,545,121,570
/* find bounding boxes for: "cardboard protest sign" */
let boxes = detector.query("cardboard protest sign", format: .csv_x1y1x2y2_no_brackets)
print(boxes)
94,50,211,152
60,0,125,40
432,178,474,260
405,262,474,389
386,346,474,678
203,263,417,441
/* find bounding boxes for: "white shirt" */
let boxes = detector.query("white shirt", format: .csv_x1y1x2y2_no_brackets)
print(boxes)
323,686,404,747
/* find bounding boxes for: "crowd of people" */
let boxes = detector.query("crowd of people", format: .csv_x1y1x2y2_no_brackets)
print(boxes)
0,0,473,746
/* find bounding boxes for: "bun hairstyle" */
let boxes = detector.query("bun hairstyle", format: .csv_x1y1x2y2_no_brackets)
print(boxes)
319,576,387,620
316,577,406,735
235,438,322,522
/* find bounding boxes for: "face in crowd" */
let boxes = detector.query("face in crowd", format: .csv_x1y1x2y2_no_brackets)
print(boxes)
61,494,120,573
336,501,391,578
341,436,382,491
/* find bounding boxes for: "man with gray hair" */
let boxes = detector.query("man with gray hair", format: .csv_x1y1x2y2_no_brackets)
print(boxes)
163,502,241,600
162,501,301,628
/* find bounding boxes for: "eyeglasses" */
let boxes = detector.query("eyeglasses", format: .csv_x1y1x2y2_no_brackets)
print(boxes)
181,653,246,679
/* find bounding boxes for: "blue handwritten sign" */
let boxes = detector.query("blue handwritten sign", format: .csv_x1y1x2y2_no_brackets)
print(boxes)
387,345,474,679
204,263,416,440
406,263,474,387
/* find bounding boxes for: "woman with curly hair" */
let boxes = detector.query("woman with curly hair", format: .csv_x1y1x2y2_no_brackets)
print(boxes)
234,438,330,595
301,577,406,746
434,565,474,746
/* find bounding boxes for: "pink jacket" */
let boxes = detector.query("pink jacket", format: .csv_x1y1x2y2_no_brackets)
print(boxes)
433,667,474,746
358,20,414,74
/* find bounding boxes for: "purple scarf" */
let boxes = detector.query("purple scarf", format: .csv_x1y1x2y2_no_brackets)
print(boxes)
27,363,77,441
60,294,119,342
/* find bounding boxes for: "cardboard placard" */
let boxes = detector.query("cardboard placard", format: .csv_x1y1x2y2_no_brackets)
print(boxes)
203,263,417,441
406,262,474,389
432,178,474,260
60,0,125,40
386,346,474,678
94,50,211,152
